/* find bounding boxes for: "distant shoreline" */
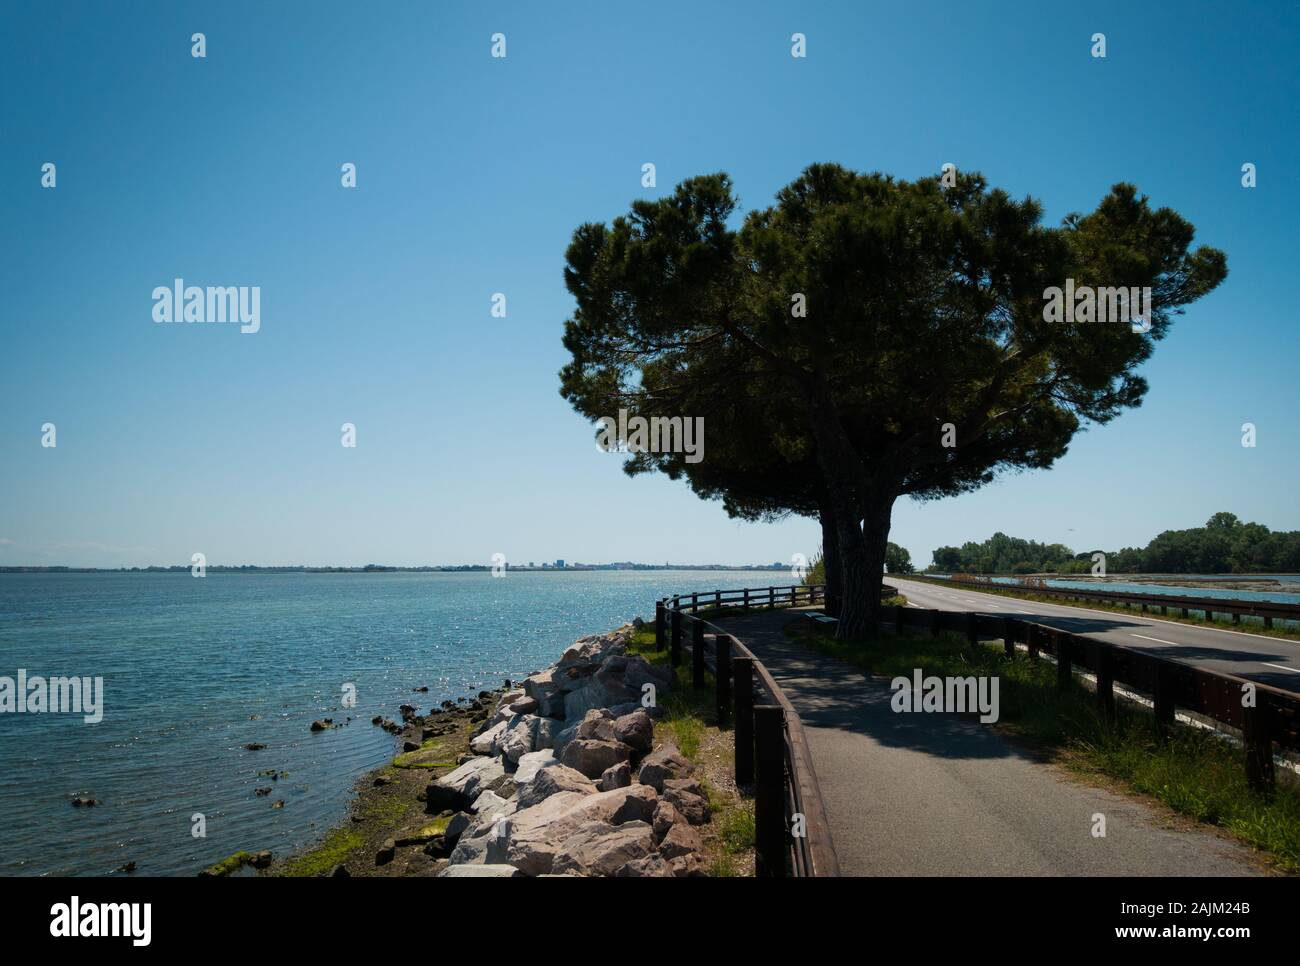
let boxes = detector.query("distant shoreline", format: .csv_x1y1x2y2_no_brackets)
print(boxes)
0,565,791,575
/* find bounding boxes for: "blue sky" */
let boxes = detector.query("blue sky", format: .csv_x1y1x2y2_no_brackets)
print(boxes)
1,0,1297,569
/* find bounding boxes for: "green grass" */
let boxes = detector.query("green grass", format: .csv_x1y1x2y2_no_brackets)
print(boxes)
790,622,1300,873
904,574,1300,643
716,799,757,854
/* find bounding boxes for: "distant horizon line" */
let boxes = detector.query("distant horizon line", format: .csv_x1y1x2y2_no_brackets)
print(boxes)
0,562,796,574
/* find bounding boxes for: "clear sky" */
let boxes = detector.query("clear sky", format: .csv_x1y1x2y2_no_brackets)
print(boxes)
1,0,1296,570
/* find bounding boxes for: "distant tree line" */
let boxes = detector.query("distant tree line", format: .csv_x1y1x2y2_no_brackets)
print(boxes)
928,513,1300,575
807,542,913,585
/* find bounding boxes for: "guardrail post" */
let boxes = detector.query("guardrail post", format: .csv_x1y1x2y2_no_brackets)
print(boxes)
654,599,665,649
670,612,683,667
714,590,721,607
690,592,698,611
754,704,786,878
733,656,755,785
1056,633,1072,690
715,635,732,726
1243,695,1275,795
743,588,750,611
692,621,706,690
769,586,776,609
1153,663,1175,741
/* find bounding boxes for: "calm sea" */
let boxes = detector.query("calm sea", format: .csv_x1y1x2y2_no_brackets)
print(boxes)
0,570,773,876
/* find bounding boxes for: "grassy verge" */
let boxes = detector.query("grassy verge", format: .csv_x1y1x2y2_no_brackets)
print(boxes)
629,626,756,876
903,574,1300,643
787,620,1300,873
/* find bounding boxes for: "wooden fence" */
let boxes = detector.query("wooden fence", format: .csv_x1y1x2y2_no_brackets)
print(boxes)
654,585,839,877
881,599,1300,793
654,582,1300,879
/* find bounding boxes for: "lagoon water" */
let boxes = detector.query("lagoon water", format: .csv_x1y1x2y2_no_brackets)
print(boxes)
931,574,1300,604
0,570,768,876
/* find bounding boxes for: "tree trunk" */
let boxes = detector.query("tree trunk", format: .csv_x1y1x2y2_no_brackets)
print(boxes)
832,509,870,639
859,494,896,631
819,506,843,618
801,382,871,639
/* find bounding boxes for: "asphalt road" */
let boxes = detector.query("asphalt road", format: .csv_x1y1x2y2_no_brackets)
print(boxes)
889,576,1300,695
715,608,1267,876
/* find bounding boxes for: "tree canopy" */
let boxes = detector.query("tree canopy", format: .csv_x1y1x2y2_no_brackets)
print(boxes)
560,164,1227,636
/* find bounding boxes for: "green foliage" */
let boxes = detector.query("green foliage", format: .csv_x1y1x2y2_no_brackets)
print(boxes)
885,543,914,574
929,512,1300,574
559,164,1226,632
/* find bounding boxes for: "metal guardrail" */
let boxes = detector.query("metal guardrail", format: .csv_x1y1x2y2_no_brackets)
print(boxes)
920,575,1300,628
654,585,839,877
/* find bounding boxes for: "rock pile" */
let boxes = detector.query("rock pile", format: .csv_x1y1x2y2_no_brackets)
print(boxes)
422,627,712,877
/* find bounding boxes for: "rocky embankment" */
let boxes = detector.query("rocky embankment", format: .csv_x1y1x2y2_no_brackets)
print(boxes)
424,623,712,877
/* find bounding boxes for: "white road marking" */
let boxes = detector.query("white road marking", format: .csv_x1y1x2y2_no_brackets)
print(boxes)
1263,662,1300,674
1131,633,1180,646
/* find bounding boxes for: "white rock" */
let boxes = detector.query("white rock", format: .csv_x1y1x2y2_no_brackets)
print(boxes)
470,719,508,755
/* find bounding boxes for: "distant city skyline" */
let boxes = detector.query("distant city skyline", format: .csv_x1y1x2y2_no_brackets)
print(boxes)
2,2,1297,571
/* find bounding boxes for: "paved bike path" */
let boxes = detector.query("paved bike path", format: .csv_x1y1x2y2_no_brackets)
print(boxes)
714,609,1267,876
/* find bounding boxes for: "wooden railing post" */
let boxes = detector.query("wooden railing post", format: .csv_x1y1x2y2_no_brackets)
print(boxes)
1153,663,1175,741
715,590,721,607
743,588,750,611
692,620,706,690
894,603,904,635
670,612,683,667
715,634,732,726
654,599,665,649
1027,624,1040,661
769,586,776,609
690,592,698,611
1056,633,1072,690
754,704,786,878
1093,643,1115,721
1244,695,1275,794
733,656,755,785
